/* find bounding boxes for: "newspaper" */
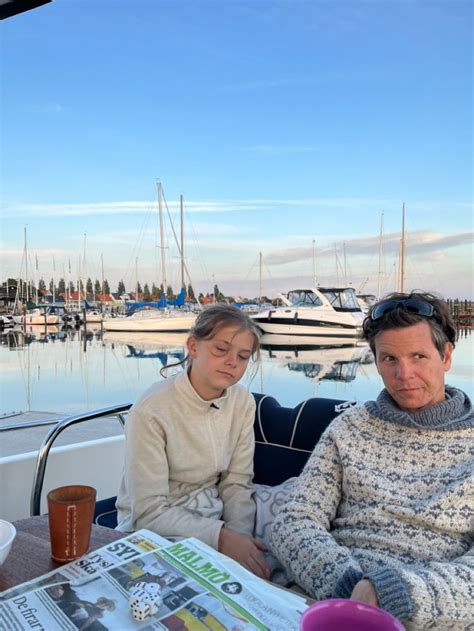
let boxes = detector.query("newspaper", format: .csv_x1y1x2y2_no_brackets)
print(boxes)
0,529,309,630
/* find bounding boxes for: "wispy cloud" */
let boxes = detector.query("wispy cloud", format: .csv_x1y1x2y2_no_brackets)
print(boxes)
26,103,64,114
266,231,474,265
2,197,472,219
223,70,380,94
247,145,318,155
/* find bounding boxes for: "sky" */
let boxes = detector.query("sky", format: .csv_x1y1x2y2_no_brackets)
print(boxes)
1,0,473,299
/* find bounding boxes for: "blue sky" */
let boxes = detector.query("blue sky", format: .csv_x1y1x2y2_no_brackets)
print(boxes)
1,0,472,298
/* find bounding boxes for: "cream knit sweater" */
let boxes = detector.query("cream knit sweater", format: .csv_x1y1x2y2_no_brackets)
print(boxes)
116,369,256,549
271,394,474,630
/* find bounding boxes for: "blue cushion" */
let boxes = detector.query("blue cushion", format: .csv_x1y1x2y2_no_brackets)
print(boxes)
252,393,345,485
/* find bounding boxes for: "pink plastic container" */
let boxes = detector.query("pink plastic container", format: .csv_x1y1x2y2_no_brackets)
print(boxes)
300,599,405,631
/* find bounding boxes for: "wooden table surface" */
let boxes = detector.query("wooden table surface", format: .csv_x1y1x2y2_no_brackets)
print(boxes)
0,515,122,593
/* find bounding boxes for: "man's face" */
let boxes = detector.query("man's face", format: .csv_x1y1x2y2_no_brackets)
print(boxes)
374,320,452,412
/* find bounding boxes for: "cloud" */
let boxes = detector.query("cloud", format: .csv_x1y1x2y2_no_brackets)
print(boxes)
266,231,474,265
26,103,64,114
2,197,472,220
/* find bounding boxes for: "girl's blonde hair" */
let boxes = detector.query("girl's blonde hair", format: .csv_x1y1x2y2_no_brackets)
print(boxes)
160,305,261,376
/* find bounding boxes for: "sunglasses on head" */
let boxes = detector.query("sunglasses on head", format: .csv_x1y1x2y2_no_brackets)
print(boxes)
371,298,435,321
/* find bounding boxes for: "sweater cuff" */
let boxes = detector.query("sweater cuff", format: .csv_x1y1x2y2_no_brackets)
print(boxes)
208,520,225,550
332,567,364,599
365,568,413,620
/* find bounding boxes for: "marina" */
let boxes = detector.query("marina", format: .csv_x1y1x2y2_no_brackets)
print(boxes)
2,324,472,421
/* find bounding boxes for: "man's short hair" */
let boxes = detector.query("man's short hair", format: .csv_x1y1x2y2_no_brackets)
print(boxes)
362,291,456,357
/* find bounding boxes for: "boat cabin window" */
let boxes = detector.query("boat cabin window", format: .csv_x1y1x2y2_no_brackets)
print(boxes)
319,288,361,312
287,290,323,307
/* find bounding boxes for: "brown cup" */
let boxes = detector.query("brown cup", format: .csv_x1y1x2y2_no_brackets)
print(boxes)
47,485,96,563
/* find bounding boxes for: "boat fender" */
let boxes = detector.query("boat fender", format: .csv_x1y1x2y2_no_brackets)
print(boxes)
294,311,299,322
267,310,274,322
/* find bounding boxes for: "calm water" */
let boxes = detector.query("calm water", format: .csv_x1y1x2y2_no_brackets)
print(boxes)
1,326,472,416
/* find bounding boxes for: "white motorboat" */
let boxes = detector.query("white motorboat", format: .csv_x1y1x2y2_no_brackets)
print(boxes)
102,308,197,332
251,287,364,337
13,307,61,326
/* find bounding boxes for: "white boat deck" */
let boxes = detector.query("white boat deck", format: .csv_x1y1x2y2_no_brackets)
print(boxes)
0,410,124,458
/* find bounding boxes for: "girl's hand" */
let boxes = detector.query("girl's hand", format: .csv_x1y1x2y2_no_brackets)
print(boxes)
218,528,270,580
350,579,379,606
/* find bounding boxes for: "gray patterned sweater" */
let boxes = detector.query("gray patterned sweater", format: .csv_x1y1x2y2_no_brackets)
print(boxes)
270,386,474,630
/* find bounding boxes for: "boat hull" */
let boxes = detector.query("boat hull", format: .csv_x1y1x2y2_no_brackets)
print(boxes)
103,313,196,332
14,314,60,325
253,319,361,337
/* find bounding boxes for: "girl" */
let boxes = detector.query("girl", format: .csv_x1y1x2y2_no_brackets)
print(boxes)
116,305,270,579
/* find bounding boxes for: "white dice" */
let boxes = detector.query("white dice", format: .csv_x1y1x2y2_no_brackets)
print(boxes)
129,581,163,621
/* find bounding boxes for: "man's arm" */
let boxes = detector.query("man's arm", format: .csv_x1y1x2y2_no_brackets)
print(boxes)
270,429,364,599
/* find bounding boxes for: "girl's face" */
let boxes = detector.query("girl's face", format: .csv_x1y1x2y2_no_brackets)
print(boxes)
187,325,255,400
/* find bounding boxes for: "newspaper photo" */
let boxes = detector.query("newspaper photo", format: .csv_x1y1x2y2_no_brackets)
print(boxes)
0,529,309,630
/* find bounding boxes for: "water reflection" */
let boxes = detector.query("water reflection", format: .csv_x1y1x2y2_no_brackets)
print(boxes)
103,332,187,365
0,325,471,415
260,336,373,383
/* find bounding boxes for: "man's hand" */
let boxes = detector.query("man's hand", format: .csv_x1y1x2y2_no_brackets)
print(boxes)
218,528,270,580
350,579,379,606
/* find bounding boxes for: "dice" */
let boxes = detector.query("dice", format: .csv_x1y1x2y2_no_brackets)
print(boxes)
129,581,163,621
131,600,153,622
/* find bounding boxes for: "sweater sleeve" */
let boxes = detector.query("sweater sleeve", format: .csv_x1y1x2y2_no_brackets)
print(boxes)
122,400,223,549
366,545,474,627
218,393,256,537
270,427,364,599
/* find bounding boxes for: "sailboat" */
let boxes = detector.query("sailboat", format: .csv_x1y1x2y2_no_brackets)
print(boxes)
103,184,198,333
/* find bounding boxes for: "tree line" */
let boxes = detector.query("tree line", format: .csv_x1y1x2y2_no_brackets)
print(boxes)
1,277,274,304
1,277,204,302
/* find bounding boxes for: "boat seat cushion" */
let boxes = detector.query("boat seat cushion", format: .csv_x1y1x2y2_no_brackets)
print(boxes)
94,393,346,528
252,393,346,486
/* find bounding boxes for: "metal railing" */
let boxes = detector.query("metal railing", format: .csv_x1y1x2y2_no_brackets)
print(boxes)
30,403,132,517
1,417,64,432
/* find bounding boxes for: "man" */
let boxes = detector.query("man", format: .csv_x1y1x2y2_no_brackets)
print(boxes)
271,291,473,630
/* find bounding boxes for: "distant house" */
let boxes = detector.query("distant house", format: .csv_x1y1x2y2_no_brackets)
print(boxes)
60,291,87,303
0,282,17,311
96,292,117,305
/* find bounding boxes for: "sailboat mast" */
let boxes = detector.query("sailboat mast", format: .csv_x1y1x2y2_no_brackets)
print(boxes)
400,202,406,292
24,226,29,303
377,212,384,299
135,257,139,301
343,242,347,286
259,252,263,306
157,181,167,294
312,239,316,286
52,254,56,304
77,253,81,311
180,194,185,290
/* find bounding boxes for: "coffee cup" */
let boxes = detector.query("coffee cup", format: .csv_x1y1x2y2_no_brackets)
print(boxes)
300,599,405,631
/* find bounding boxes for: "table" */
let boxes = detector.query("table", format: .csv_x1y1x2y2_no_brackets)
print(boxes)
0,515,122,592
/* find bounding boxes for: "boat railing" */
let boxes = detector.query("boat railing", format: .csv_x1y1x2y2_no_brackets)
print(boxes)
0,417,66,432
30,403,132,517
